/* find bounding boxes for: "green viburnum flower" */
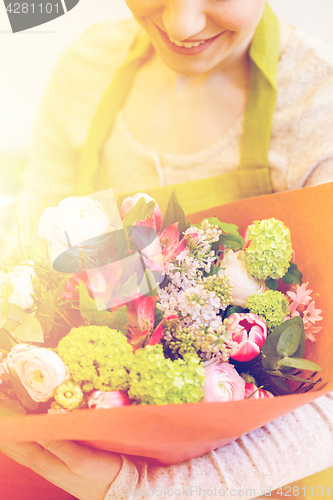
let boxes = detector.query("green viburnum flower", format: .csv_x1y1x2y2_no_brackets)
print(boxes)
57,326,134,393
199,274,232,310
54,380,84,410
246,290,289,333
128,344,205,405
244,218,292,279
162,319,231,361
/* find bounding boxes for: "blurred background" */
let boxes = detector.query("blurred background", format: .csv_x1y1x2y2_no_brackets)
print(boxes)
0,0,333,235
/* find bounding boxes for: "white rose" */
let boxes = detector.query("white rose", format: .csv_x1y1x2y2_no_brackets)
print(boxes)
38,196,110,262
0,260,35,310
14,348,69,402
218,250,266,307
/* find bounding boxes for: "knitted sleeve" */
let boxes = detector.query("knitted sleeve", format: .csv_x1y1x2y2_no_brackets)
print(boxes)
105,392,333,500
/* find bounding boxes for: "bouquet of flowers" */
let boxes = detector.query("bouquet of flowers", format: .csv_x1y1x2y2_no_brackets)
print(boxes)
0,183,331,467
0,186,324,417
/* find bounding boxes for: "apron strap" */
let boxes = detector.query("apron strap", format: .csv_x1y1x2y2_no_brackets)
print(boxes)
238,2,280,196
76,33,152,196
76,2,280,211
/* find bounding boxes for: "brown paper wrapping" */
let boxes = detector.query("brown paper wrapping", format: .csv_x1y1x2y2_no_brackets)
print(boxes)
1,182,332,497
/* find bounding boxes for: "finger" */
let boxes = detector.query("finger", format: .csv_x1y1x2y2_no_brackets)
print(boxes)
0,442,70,477
0,442,41,469
36,440,100,474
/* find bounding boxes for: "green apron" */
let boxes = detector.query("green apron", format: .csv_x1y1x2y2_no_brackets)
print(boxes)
76,2,280,215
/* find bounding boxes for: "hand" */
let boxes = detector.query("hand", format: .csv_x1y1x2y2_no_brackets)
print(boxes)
0,441,122,500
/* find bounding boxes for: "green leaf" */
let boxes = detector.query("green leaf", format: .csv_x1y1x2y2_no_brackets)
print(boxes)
282,262,303,285
224,305,246,318
115,274,138,302
14,315,44,343
0,328,17,351
105,306,129,335
277,320,303,357
219,232,245,251
161,191,188,235
266,370,319,384
78,282,129,333
277,357,322,372
265,278,278,291
122,197,147,228
9,368,39,411
0,304,26,332
266,374,291,395
139,268,158,297
0,283,13,319
35,290,54,336
78,282,101,323
154,305,164,328
261,317,304,371
0,399,27,418
207,218,245,250
206,218,240,235
146,200,156,218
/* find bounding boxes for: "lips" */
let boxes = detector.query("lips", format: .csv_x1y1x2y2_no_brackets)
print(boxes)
156,25,223,56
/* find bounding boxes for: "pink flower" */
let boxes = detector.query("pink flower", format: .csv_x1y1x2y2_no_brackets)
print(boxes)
244,383,274,399
303,301,323,325
286,284,323,342
121,193,162,232
203,360,245,402
126,294,156,338
224,313,267,362
124,293,178,351
136,223,186,273
86,261,123,309
88,391,131,409
303,324,323,342
287,283,313,313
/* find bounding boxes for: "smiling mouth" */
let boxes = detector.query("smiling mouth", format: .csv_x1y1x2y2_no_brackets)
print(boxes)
167,34,210,48
155,23,223,52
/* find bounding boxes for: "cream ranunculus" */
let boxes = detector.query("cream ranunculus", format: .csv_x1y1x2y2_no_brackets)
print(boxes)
218,250,266,307
0,260,35,310
38,196,110,262
3,343,39,375
13,348,69,402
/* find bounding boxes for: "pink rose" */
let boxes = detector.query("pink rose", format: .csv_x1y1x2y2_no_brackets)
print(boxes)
88,391,131,409
203,360,245,402
224,313,267,362
244,383,274,399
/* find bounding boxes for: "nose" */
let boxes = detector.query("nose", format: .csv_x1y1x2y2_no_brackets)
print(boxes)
162,0,206,41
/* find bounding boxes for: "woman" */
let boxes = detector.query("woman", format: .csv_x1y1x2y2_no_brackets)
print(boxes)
1,1,333,499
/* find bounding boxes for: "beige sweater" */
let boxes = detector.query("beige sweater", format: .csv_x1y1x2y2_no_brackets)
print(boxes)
106,392,333,499
2,17,333,258
2,17,333,499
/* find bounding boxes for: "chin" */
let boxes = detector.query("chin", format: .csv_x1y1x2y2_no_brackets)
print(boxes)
156,52,224,76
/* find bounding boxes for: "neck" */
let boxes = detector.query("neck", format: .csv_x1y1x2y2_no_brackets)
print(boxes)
150,30,255,97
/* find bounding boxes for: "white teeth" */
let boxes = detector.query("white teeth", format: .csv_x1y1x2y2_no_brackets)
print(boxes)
167,35,206,48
